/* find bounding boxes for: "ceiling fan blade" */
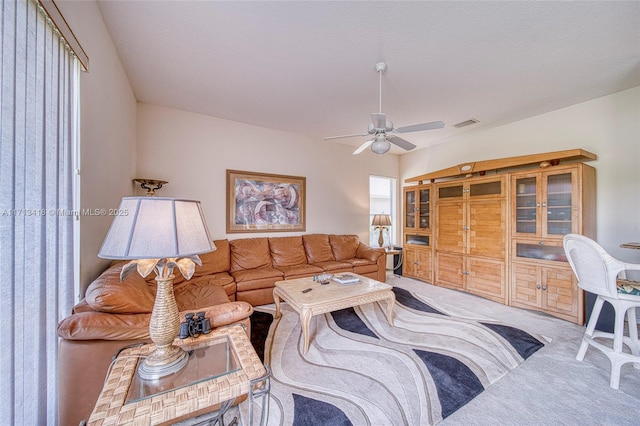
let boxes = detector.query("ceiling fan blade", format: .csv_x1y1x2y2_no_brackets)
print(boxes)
370,113,387,129
352,139,373,155
387,135,416,151
324,133,369,141
395,121,445,134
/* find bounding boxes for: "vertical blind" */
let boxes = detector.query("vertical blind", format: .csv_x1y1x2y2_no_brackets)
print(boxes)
0,0,78,423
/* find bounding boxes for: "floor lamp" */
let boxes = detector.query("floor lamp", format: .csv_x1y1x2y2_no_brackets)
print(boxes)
98,197,215,379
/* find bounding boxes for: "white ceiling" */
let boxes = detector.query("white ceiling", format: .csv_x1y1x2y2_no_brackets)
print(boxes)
97,1,640,154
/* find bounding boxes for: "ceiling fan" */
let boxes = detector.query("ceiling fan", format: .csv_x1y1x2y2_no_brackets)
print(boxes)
325,62,444,155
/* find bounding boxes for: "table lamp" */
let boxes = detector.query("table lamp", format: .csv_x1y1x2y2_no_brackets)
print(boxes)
371,214,392,247
98,197,215,379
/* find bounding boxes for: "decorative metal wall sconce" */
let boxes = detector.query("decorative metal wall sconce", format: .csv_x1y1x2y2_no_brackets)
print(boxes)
133,179,168,196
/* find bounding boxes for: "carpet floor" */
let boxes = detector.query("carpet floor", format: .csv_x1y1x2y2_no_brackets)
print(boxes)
242,275,557,425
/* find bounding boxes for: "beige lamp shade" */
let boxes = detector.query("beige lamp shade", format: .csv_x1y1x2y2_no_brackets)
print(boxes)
98,197,215,260
371,214,392,227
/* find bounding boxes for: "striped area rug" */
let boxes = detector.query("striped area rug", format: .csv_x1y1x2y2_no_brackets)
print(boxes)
247,282,546,425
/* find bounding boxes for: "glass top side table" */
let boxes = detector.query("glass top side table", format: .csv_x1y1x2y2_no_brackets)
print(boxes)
87,324,269,425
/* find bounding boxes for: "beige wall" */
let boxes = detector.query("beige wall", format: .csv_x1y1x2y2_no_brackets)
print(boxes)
58,1,639,295
136,103,400,243
401,86,640,263
56,1,138,297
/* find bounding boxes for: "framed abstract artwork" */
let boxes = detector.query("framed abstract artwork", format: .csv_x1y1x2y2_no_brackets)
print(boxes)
226,170,306,233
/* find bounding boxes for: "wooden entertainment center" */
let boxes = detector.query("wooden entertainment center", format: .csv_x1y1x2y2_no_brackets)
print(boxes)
402,149,596,324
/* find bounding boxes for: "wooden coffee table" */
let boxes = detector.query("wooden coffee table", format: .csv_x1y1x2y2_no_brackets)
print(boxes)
273,274,395,353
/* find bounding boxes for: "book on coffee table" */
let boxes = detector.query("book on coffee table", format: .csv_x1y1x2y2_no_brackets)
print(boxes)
332,274,360,285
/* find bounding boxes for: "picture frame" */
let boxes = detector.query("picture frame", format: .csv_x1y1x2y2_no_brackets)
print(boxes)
226,169,306,233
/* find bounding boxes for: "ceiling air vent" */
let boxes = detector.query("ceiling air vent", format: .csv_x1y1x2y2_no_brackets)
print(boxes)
454,118,479,128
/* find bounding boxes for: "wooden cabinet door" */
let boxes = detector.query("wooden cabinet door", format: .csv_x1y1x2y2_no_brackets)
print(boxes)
468,199,505,259
511,262,542,309
542,169,577,238
512,172,541,237
404,247,432,282
511,262,581,323
404,187,417,230
415,248,432,282
541,266,579,321
466,257,506,303
512,167,579,240
436,201,465,253
435,252,465,290
418,187,431,231
403,247,418,277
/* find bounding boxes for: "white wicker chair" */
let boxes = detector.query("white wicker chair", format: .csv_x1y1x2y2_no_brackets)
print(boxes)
563,234,640,389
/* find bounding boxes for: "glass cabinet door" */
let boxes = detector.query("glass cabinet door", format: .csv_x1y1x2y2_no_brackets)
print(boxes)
544,173,573,236
405,189,416,229
418,188,430,230
514,177,538,234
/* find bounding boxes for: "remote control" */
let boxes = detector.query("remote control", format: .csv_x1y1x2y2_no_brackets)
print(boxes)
302,288,312,293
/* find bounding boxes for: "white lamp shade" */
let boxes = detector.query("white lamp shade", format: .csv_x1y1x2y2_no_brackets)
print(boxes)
98,197,215,260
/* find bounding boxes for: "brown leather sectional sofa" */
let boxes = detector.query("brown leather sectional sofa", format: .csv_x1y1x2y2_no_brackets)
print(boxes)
230,234,386,305
57,234,384,425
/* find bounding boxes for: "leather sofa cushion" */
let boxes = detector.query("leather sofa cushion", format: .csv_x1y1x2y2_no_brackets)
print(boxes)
353,263,379,275
343,258,374,267
329,234,359,260
195,239,231,276
71,299,94,314
230,238,272,272
174,281,230,310
269,236,307,266
310,260,353,271
57,301,254,341
231,267,283,283
277,264,323,278
303,234,335,263
179,273,236,298
85,264,156,314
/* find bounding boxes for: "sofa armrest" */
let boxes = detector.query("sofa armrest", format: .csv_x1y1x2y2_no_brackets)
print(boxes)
57,307,253,426
58,301,253,341
206,301,253,328
356,242,384,262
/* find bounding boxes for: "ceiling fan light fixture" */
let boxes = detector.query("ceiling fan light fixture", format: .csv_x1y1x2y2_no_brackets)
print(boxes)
371,137,391,154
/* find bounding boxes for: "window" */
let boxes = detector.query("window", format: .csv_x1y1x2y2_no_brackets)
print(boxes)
369,175,397,247
0,0,83,423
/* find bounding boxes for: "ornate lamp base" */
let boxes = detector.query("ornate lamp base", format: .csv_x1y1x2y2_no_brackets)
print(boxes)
137,273,187,380
138,346,188,380
378,227,385,247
